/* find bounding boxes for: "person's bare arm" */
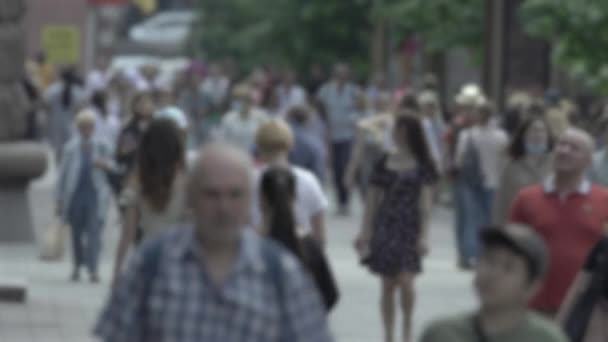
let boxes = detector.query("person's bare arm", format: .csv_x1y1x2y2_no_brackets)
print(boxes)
557,271,592,324
112,176,139,284
418,185,434,256
112,204,138,285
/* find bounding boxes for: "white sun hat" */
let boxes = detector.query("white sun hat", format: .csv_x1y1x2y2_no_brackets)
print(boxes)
155,106,189,131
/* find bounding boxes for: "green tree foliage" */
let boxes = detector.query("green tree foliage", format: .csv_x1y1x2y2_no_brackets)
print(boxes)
521,0,608,93
378,0,484,54
192,0,485,75
194,0,373,74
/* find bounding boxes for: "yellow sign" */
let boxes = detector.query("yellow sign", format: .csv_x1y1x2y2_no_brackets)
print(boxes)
134,0,157,15
42,26,80,65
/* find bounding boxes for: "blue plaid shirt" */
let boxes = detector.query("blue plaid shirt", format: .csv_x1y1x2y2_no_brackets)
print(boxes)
94,226,333,342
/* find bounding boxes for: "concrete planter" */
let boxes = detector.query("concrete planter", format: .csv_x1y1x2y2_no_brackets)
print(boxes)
0,142,47,242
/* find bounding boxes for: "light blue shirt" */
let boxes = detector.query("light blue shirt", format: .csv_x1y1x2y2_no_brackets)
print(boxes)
317,81,363,142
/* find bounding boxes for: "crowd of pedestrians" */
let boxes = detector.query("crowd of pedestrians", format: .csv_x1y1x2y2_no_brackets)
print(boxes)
26,55,608,341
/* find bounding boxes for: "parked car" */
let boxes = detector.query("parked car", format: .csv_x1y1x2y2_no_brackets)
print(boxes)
110,55,190,90
128,10,198,50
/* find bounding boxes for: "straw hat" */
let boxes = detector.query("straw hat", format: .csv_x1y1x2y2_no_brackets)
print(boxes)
455,83,486,107
155,106,189,131
507,92,532,109
75,109,96,126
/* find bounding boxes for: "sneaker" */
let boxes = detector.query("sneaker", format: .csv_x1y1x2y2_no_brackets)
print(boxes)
337,205,350,216
90,274,100,284
458,258,477,271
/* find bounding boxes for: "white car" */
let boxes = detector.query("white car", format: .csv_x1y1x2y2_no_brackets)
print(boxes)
110,55,190,90
128,10,198,49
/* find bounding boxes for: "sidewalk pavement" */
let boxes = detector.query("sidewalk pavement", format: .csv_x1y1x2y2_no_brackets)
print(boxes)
0,160,475,342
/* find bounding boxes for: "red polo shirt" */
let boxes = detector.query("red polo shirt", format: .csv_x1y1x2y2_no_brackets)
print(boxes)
510,180,608,312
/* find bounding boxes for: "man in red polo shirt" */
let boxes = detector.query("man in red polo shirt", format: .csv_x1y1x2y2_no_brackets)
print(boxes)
510,128,608,316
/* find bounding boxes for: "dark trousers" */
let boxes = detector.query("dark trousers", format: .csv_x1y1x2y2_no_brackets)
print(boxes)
331,140,353,208
461,183,494,261
68,198,102,275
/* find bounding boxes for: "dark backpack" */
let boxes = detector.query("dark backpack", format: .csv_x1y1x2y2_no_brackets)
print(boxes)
460,133,485,188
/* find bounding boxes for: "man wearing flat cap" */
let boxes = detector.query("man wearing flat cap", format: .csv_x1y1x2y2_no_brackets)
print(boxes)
421,224,567,342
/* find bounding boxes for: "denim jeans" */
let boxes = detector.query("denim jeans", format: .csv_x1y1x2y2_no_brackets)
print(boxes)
461,183,495,261
68,198,102,274
453,179,468,262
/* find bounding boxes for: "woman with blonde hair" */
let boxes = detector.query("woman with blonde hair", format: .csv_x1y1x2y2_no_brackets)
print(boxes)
345,91,394,197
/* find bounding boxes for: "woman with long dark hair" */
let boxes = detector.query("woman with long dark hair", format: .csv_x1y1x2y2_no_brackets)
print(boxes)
493,115,553,225
355,111,438,342
111,91,156,196
44,66,86,160
260,166,339,312
112,118,188,281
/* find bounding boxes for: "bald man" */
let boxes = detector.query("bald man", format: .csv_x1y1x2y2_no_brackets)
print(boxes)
510,128,608,316
96,144,332,342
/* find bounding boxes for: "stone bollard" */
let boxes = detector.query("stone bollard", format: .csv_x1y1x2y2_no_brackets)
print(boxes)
0,277,27,302
0,142,47,242
0,0,44,303
0,0,47,242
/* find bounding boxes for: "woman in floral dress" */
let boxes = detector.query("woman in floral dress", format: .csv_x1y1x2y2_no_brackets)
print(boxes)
355,112,437,342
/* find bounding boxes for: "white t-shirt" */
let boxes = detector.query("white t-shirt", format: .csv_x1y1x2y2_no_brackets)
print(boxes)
252,165,328,236
92,108,121,152
86,69,111,95
275,84,307,117
456,123,509,189
200,76,229,106
219,108,270,151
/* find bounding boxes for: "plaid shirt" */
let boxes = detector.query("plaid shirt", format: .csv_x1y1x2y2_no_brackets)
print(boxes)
94,227,332,342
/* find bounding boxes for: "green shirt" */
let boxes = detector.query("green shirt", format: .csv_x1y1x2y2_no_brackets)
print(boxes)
420,312,567,342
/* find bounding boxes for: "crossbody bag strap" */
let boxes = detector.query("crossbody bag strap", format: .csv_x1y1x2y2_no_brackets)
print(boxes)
472,315,490,342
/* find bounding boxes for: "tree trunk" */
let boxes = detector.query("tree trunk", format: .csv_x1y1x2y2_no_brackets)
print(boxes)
370,0,387,75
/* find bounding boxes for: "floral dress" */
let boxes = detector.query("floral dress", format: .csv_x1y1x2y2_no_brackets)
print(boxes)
365,155,436,276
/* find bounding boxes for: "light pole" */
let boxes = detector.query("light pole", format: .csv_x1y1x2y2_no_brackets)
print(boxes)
483,0,507,111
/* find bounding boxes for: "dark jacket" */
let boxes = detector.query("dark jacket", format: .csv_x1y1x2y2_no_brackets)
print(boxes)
110,119,146,195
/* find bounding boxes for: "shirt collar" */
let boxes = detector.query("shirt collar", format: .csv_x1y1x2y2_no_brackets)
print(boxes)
175,225,266,275
543,175,591,195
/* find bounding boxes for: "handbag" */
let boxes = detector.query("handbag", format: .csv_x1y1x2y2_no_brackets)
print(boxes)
472,314,489,342
471,314,488,342
39,218,67,261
